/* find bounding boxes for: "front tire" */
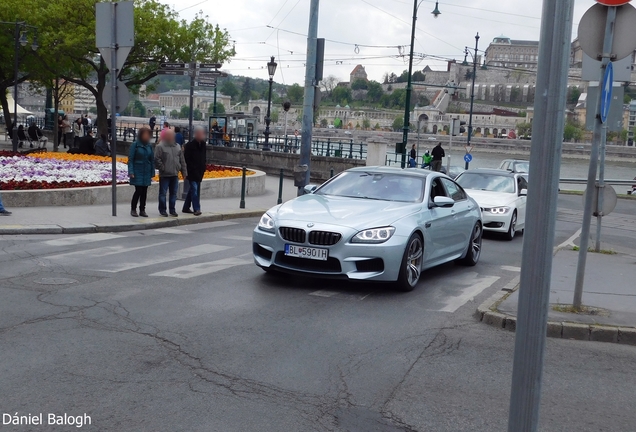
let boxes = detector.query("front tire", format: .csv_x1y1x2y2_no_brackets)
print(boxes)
396,234,424,292
457,222,482,266
504,211,517,241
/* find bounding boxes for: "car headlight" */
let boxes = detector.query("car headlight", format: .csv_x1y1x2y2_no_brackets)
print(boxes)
489,206,511,214
351,226,396,244
257,213,275,232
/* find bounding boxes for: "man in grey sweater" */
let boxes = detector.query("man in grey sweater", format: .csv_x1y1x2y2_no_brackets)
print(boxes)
154,129,187,217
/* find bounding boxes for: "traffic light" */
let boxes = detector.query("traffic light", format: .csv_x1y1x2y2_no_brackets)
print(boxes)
453,120,466,136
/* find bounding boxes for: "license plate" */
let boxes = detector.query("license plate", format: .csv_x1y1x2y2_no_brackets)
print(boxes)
285,244,328,261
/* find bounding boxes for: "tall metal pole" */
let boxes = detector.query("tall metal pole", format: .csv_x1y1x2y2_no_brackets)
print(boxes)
447,118,454,173
297,0,319,195
595,122,608,251
401,0,418,170
213,85,217,114
264,74,274,150
465,33,479,170
188,62,195,141
110,3,118,216
573,6,617,309
12,23,21,153
507,0,574,430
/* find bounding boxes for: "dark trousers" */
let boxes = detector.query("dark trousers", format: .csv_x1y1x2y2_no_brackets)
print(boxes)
431,160,443,172
183,181,201,212
131,186,148,211
158,176,179,214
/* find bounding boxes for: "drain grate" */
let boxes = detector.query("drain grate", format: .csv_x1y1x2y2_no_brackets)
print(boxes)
34,277,79,285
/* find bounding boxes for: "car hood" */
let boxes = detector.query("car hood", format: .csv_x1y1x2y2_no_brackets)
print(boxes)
464,189,517,207
271,194,421,229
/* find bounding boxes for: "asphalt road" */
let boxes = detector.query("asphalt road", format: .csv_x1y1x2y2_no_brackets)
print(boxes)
1,196,635,431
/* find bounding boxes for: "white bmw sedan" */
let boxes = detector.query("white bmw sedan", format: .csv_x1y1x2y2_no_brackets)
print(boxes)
455,169,528,240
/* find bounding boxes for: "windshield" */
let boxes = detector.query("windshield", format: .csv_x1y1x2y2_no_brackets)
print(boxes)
316,172,425,203
456,172,516,193
514,162,530,173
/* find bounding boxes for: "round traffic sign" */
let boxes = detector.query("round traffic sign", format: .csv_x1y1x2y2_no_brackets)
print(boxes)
583,184,618,216
464,153,473,163
595,0,631,5
578,3,636,61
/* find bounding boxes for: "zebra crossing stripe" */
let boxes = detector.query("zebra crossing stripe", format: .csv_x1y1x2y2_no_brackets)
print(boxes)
149,256,251,279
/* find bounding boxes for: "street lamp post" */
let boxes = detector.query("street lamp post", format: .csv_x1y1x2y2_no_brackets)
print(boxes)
1,21,38,152
401,1,441,168
263,56,277,151
465,32,479,169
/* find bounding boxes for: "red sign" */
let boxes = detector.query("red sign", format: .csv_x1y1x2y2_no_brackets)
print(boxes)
595,0,631,5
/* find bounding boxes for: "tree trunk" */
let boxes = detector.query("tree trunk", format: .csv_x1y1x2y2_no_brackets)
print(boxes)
1,86,12,133
95,71,108,138
53,78,60,152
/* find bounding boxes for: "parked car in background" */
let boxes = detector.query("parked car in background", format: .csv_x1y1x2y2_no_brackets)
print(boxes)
253,167,483,291
455,169,528,241
498,159,529,174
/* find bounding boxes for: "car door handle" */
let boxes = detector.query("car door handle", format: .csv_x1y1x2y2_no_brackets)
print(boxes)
425,222,432,228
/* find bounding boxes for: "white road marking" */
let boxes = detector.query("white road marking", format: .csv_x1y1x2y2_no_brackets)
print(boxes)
98,244,231,273
223,235,253,241
46,241,173,260
439,274,500,313
308,290,373,301
501,265,521,272
555,228,582,251
44,233,123,247
150,256,250,279
154,228,193,235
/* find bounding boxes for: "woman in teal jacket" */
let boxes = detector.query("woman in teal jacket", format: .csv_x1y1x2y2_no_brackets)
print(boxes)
128,127,155,217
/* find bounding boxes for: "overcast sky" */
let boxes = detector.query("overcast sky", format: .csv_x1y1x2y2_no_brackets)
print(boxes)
164,0,601,85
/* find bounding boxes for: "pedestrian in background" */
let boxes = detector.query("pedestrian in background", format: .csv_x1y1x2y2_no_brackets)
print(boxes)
61,115,72,149
128,127,154,218
154,129,187,217
182,126,207,216
73,118,83,148
0,192,12,216
149,115,156,132
94,134,111,157
57,115,64,147
409,144,417,168
431,142,445,172
174,126,184,147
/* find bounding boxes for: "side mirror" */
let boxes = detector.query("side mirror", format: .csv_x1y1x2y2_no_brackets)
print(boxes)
433,196,455,208
303,184,318,194
519,188,528,197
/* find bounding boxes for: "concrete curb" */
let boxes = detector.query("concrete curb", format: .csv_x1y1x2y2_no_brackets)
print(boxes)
0,209,266,235
476,284,636,346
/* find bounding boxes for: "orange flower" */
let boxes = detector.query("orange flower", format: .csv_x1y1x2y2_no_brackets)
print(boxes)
28,152,128,164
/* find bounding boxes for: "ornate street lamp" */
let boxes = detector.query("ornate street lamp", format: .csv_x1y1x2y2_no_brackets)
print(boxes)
400,1,441,168
263,56,277,151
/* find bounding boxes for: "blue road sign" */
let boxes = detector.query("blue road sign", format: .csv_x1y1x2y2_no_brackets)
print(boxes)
600,61,614,124
464,153,473,163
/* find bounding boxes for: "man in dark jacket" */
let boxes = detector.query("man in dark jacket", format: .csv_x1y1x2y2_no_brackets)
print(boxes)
431,142,445,172
182,126,207,216
78,130,95,155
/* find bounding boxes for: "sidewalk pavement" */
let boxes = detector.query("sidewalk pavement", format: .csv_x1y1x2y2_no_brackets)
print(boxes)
0,175,299,235
477,248,636,345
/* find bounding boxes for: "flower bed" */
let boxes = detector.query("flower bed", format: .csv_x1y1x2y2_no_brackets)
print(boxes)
0,151,252,191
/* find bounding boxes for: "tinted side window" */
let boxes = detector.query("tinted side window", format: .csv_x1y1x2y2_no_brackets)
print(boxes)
441,178,467,202
430,178,448,201
517,176,528,191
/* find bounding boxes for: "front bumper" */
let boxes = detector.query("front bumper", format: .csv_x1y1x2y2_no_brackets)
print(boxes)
480,211,512,232
252,223,407,282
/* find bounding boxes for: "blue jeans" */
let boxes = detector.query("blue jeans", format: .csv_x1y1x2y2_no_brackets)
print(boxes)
0,193,6,212
183,181,201,212
158,176,179,214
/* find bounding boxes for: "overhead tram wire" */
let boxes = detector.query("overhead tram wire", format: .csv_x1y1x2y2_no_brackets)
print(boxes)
264,0,302,43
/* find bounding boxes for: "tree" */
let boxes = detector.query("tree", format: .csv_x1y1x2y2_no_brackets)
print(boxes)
412,71,425,82
169,109,179,118
362,118,371,129
35,2,235,136
374,122,381,130
239,78,252,103
270,109,279,123
396,70,409,83
567,86,581,105
392,116,404,132
208,103,225,114
331,86,352,105
320,118,328,128
193,108,203,121
563,120,584,142
320,75,339,97
516,122,532,138
351,79,368,90
220,80,238,99
620,129,629,143
366,80,383,103
287,83,304,104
